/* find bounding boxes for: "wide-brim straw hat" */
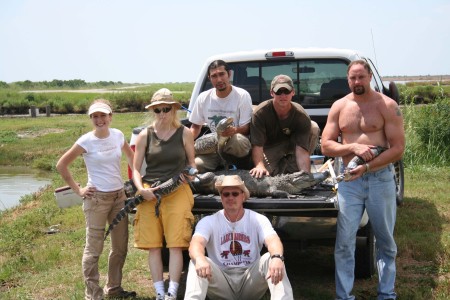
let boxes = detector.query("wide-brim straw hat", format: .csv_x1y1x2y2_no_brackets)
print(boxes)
145,88,182,110
215,175,250,201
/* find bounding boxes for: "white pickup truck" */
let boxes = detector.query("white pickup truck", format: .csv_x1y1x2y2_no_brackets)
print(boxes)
131,48,404,278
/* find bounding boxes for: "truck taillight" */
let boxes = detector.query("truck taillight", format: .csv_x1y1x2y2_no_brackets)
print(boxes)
265,51,294,59
127,145,136,179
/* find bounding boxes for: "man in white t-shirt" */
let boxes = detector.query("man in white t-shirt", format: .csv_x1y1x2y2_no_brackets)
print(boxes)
189,60,253,172
184,175,294,300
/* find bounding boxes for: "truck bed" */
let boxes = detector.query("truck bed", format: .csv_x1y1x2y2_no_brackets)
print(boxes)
192,182,338,217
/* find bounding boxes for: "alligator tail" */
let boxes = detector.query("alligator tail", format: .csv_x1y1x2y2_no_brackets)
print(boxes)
104,194,144,240
154,193,162,217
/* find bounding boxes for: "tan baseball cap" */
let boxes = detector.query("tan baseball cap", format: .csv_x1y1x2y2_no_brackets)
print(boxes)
271,74,294,92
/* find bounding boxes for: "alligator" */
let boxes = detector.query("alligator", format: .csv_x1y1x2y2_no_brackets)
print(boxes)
104,167,198,240
338,146,387,181
194,117,233,155
190,169,330,198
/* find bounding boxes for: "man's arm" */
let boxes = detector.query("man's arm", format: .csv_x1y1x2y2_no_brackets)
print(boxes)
366,98,405,171
321,100,345,157
250,145,270,178
221,122,250,137
265,234,285,285
295,145,311,173
190,123,203,140
237,123,250,135
189,235,212,280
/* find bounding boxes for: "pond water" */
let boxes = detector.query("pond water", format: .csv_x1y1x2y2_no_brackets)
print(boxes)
0,166,52,211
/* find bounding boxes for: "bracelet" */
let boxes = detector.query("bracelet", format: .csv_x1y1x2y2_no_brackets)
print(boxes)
365,163,370,173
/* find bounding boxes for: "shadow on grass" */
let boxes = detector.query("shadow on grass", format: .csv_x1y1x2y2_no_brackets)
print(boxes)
394,196,446,299
259,195,444,300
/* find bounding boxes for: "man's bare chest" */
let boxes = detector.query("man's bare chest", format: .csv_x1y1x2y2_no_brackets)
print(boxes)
339,106,384,134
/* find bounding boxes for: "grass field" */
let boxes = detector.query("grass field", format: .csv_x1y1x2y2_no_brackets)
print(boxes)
0,109,449,299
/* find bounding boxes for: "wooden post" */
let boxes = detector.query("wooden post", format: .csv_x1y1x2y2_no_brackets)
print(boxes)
46,106,51,117
30,106,37,118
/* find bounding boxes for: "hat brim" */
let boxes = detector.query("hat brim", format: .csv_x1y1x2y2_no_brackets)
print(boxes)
88,107,112,115
215,182,250,201
272,83,293,92
145,101,182,110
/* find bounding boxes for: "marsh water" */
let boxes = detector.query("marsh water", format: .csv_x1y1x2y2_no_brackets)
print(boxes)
0,166,51,211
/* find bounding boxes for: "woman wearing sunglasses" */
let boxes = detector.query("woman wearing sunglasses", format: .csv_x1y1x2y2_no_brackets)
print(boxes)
250,74,320,178
132,88,196,300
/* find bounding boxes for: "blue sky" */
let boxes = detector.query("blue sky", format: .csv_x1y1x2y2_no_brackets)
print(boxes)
1,0,449,83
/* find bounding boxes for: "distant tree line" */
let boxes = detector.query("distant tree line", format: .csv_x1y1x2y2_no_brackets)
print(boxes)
0,79,124,90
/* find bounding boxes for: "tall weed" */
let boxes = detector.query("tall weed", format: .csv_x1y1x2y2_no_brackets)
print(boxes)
402,88,449,167
398,81,450,104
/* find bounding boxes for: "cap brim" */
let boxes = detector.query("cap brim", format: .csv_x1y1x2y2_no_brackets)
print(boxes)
88,108,111,115
272,83,293,92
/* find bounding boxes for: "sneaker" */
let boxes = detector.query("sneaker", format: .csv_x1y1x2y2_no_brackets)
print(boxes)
105,290,137,299
165,293,177,300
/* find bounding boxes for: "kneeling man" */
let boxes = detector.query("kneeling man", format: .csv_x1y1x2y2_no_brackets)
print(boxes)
184,175,293,300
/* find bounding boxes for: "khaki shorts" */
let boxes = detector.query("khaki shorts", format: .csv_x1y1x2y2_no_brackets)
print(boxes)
133,183,194,249
223,133,251,157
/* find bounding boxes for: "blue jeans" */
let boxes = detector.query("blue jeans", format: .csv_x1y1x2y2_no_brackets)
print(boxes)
335,164,397,300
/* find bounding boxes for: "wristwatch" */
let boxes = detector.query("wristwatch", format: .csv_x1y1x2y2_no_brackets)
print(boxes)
271,254,285,262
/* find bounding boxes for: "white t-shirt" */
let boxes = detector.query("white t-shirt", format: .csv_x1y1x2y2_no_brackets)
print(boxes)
76,128,125,192
193,209,277,269
189,86,253,132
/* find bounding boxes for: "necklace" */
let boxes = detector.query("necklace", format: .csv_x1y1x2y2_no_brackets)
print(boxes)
154,126,172,145
224,207,243,252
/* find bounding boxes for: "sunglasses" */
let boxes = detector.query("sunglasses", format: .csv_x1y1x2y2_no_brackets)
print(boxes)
274,89,292,95
153,106,172,114
221,191,242,197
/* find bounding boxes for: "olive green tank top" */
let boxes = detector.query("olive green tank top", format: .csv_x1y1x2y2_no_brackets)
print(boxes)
142,126,186,184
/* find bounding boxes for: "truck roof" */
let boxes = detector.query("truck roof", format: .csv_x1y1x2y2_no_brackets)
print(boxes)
203,47,364,64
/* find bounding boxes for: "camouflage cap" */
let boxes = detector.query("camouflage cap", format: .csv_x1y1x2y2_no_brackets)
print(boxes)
271,74,294,92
